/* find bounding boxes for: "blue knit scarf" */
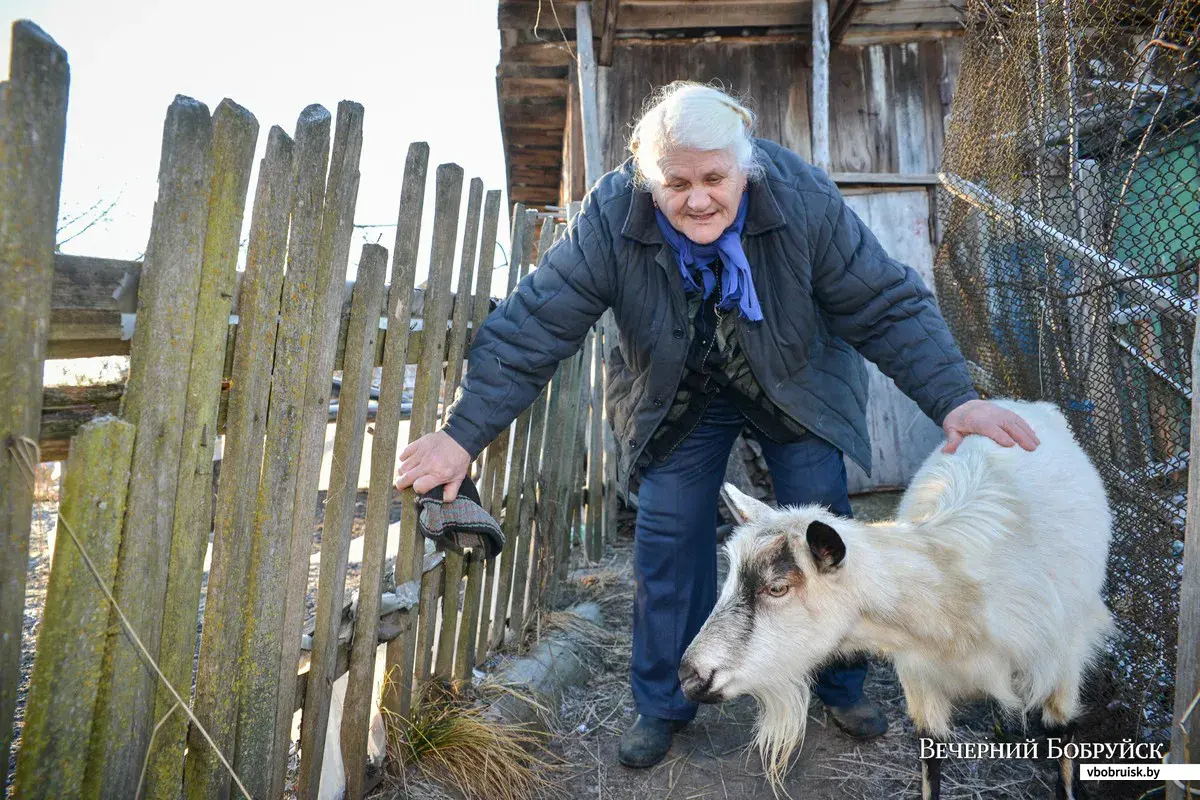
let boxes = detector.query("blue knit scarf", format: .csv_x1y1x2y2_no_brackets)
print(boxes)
653,192,762,322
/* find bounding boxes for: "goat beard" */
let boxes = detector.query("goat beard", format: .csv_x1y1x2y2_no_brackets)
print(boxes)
750,674,814,788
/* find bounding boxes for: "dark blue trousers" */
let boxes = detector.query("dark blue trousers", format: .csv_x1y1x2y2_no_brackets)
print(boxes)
631,394,867,721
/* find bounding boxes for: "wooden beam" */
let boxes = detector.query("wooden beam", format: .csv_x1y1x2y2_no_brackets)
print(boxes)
832,171,939,185
1171,272,1200,796
498,77,568,99
811,0,832,171
830,0,861,44
597,0,620,66
501,41,573,67
575,2,605,189
500,1,807,30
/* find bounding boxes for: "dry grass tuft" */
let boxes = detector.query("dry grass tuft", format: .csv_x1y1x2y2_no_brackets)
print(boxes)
381,675,558,800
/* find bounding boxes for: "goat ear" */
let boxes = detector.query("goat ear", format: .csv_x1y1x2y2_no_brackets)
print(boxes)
721,483,772,524
806,520,846,573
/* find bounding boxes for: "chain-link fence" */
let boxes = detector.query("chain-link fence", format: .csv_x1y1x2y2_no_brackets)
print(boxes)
934,0,1199,738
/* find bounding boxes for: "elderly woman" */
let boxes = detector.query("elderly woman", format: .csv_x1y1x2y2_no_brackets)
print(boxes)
397,82,1038,768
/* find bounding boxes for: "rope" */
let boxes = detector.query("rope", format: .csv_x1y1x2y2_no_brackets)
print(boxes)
9,436,254,800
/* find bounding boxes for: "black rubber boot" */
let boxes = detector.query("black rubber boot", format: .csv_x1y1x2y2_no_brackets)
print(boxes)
618,714,688,768
827,696,890,739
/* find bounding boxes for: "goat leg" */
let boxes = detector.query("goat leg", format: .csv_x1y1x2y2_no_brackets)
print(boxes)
1044,721,1086,800
918,731,944,800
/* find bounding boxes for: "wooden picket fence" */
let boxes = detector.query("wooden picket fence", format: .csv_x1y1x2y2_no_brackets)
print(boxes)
0,20,618,799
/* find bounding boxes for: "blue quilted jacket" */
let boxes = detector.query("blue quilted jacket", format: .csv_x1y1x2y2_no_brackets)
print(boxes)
444,139,978,488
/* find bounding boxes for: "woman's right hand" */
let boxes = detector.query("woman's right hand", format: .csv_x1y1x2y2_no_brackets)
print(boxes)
394,430,472,501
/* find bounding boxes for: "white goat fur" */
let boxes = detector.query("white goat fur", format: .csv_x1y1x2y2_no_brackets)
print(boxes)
684,400,1114,779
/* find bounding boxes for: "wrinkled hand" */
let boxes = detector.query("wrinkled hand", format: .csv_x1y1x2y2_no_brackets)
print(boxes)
942,399,1040,455
394,430,471,501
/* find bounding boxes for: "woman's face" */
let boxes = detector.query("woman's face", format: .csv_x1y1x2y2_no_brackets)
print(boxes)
651,148,746,245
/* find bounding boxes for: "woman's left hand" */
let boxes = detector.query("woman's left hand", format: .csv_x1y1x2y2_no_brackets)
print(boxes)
942,399,1040,454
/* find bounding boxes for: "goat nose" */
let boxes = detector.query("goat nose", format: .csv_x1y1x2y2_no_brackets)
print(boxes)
678,661,720,703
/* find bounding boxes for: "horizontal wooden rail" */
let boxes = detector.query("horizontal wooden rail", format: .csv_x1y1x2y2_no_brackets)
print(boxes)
49,253,491,361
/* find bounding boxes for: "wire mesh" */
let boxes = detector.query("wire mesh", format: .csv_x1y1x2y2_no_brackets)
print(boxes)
934,0,1200,738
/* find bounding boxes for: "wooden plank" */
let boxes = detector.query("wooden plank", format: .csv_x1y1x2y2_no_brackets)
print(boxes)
601,322,619,547
139,98,258,800
297,244,386,797
12,419,134,797
472,205,529,665
499,77,568,98
490,213,542,650
587,326,604,561
388,163,463,719
509,383,550,641
830,0,862,44
84,95,212,796
502,41,573,67
195,108,327,800
182,124,294,800
832,171,939,185
434,178,484,679
500,1,808,30
455,552,484,680
1170,275,1200,791
0,23,69,789
597,0,620,65
811,0,832,171
348,143,428,798
556,344,589,582
283,100,365,800
414,561,445,685
451,191,502,679
576,2,605,189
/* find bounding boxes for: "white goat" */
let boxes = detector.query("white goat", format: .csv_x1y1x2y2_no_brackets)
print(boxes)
679,399,1114,799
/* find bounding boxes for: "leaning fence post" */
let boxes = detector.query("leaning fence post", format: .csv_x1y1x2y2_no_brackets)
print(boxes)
84,95,213,796
435,178,484,679
143,98,257,800
1169,285,1200,797
387,162,463,719
281,100,365,800
0,23,69,790
354,142,428,772
12,418,134,798
452,190,502,678
183,123,297,800
297,244,386,796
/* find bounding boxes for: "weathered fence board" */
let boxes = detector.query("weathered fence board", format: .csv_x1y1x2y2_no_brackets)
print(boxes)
491,210,542,650
182,124,295,800
85,95,213,796
12,418,134,797
347,142,428,798
452,189,503,679
388,162,463,719
0,22,69,790
298,243,386,795
143,98,258,800
285,100,365,800
231,101,333,796
435,178,484,679
587,322,605,561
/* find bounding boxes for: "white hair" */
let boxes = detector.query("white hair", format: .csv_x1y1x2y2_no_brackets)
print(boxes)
629,82,764,187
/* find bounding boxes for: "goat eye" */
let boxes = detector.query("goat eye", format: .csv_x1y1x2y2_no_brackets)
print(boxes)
767,582,789,598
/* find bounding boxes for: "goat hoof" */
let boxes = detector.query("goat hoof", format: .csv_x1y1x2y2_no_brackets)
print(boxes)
827,697,889,739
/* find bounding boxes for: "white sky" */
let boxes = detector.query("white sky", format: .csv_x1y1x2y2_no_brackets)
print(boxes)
0,0,515,292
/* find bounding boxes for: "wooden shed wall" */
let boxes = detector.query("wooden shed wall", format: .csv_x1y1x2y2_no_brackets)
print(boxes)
592,39,962,175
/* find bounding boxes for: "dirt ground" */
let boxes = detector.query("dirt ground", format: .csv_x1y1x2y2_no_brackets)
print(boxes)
530,492,1153,800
